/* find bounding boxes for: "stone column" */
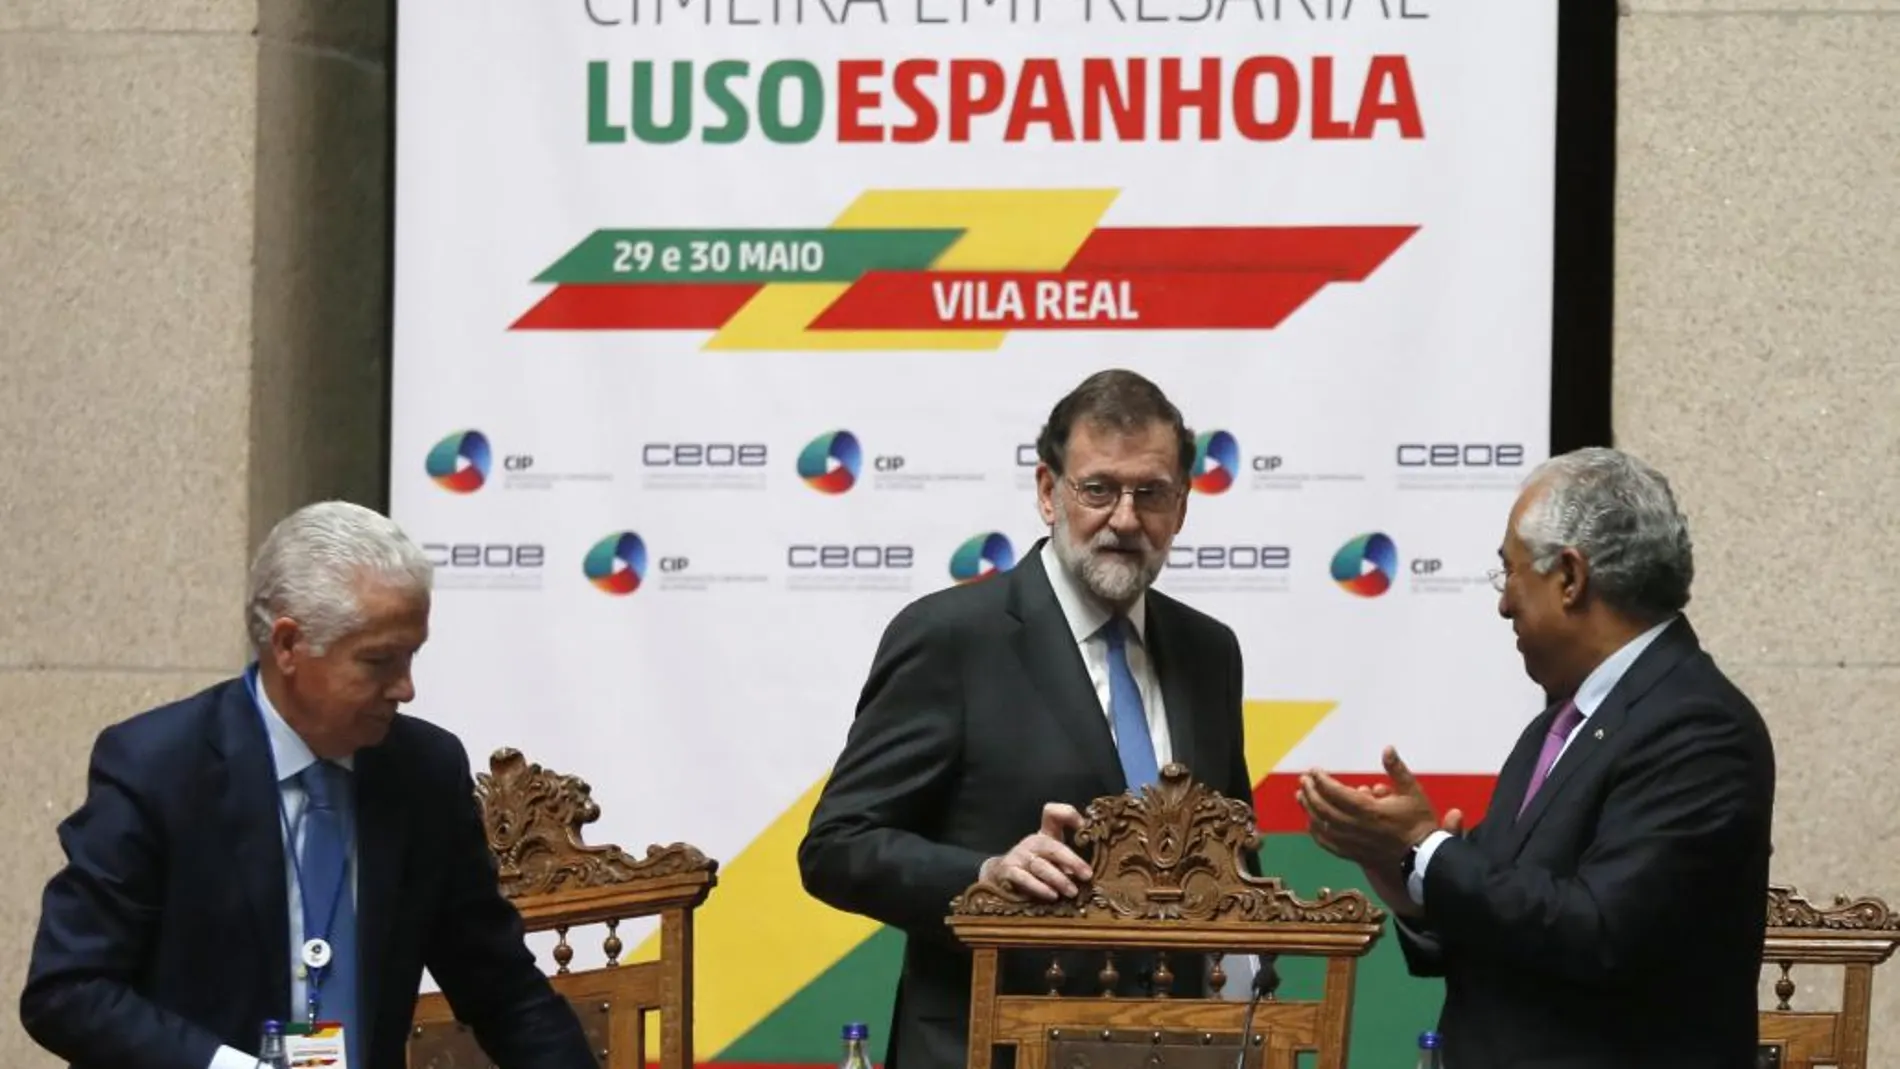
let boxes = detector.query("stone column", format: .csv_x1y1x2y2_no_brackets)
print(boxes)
0,1,388,1062
1616,4,1900,1058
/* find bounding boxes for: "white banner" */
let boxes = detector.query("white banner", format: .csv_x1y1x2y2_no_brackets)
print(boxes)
393,1,1557,1061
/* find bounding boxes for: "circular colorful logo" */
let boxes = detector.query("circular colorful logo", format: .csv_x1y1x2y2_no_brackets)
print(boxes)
583,532,647,596
1330,532,1398,597
426,430,491,494
797,431,863,494
1191,430,1239,494
949,533,1016,584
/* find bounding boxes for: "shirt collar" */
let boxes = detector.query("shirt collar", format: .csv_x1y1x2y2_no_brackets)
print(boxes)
245,664,355,782
1040,540,1148,647
1571,616,1676,719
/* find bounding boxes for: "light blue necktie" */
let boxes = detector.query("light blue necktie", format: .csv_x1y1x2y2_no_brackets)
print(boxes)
1102,617,1161,791
298,761,358,1069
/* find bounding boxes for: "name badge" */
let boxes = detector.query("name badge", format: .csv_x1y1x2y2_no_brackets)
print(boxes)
286,1022,348,1069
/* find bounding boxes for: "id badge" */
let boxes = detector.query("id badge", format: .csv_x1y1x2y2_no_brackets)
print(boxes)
285,1022,348,1068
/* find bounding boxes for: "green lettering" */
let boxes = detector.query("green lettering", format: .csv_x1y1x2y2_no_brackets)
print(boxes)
702,60,750,144
632,61,693,144
759,60,823,144
587,61,626,143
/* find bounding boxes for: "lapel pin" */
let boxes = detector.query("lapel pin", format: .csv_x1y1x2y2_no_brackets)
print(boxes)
1593,728,1605,740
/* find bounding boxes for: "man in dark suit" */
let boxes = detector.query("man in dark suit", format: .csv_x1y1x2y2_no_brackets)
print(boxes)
799,370,1257,1069
20,501,594,1069
1298,447,1776,1069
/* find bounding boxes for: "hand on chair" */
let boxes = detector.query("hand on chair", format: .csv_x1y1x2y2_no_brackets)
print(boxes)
979,803,1091,901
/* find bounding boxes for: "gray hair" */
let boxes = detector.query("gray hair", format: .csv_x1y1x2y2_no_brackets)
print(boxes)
246,501,434,654
1516,447,1694,621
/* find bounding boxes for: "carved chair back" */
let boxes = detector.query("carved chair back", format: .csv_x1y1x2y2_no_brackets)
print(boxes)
406,748,718,1069
948,765,1383,1069
1756,885,1900,1069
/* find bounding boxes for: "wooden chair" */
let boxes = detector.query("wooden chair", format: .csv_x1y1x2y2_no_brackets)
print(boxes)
407,748,719,1069
948,764,1384,1069
1756,884,1900,1069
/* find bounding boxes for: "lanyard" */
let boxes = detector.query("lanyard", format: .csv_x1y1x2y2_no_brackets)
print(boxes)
246,667,354,1025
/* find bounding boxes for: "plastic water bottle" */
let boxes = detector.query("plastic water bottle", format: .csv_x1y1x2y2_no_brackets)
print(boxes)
254,1020,291,1069
1415,1030,1442,1069
840,1022,871,1069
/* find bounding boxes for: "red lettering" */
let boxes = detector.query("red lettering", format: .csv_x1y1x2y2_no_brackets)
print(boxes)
1082,58,1144,142
1356,55,1424,139
948,60,1006,142
1160,57,1220,142
1233,56,1297,141
837,60,883,143
1004,59,1076,142
1311,56,1353,140
892,59,939,142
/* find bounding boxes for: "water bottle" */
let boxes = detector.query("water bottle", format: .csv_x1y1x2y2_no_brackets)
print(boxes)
840,1022,871,1069
254,1020,291,1069
1414,1030,1442,1069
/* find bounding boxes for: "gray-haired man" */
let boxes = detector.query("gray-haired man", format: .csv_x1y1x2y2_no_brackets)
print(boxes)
22,501,594,1069
1297,447,1776,1069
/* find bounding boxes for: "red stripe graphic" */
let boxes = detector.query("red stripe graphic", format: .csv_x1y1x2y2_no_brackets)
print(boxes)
511,226,1416,334
807,271,1334,331
1251,773,1499,835
511,283,762,330
1067,226,1417,277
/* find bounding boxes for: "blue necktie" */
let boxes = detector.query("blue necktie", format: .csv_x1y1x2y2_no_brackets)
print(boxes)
1102,617,1161,792
298,762,358,1068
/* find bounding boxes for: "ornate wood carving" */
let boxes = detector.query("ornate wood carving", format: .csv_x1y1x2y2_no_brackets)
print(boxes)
950,764,1380,925
479,747,717,900
1766,884,1900,931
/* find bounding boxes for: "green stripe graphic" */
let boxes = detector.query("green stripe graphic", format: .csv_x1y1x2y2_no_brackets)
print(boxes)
534,229,962,284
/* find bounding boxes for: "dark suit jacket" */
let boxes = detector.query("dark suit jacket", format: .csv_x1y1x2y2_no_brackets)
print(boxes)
1398,617,1775,1069
798,541,1254,1069
20,676,594,1069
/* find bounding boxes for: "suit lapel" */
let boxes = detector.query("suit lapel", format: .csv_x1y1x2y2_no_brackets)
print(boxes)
353,737,414,1051
1503,617,1702,857
209,678,293,1018
1142,595,1199,779
1007,544,1125,794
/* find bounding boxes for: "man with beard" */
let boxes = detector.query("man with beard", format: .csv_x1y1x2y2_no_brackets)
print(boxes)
800,369,1257,1069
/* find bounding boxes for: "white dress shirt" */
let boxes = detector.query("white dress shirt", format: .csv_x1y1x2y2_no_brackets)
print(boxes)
1040,540,1171,765
1406,616,1677,906
208,670,359,1069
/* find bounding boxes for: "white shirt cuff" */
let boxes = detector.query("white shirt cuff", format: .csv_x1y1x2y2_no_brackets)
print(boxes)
209,1044,261,1069
1406,829,1453,906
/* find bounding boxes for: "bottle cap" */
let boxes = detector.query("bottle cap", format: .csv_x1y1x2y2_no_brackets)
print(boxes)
1418,1031,1440,1050
263,1020,284,1035
843,1023,870,1041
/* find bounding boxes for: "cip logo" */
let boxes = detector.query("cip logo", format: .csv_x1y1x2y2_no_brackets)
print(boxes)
1330,532,1398,598
583,532,648,596
426,430,492,494
949,533,1016,583
798,430,862,494
1191,431,1240,495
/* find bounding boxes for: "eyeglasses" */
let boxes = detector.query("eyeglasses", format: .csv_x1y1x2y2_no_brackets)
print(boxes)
1065,477,1183,514
1486,567,1508,593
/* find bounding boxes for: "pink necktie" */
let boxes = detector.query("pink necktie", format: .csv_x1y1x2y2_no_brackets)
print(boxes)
1519,700,1583,817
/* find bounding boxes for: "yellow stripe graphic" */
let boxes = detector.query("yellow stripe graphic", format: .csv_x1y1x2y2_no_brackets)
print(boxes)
704,189,1118,351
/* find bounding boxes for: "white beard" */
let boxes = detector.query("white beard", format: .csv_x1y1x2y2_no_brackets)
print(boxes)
1051,507,1165,608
